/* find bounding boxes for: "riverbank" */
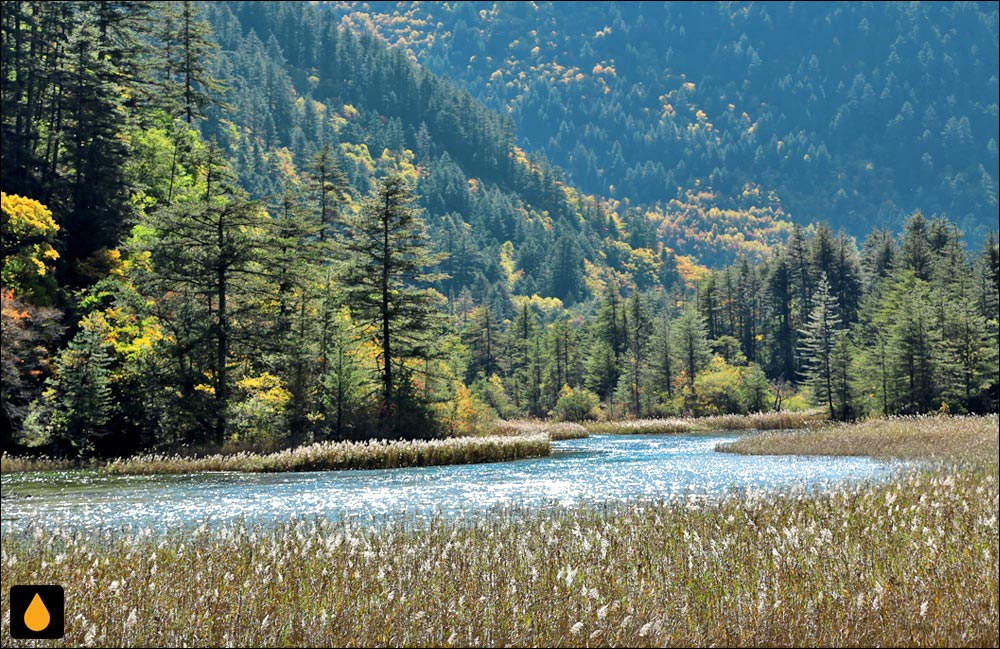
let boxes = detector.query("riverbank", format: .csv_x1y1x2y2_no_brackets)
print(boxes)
491,419,590,440
0,434,551,476
2,458,995,647
717,414,999,461
583,410,822,435
1,409,812,475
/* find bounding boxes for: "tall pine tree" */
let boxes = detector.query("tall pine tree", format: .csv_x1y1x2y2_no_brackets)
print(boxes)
799,274,843,417
336,174,447,436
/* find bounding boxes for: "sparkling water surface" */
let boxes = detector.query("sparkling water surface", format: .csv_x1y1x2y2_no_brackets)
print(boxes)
1,434,900,534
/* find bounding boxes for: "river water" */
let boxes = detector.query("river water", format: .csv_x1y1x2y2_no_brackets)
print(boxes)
0,434,898,534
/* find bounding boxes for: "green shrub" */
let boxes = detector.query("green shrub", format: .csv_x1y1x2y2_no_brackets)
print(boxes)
552,385,600,422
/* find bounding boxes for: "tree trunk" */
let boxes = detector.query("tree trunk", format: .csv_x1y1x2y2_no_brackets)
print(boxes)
215,209,228,444
381,191,392,406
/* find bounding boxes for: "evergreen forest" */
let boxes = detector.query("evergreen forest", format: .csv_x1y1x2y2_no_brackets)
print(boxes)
1,0,997,459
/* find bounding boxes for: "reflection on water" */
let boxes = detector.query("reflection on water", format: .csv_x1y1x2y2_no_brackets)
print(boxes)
1,434,900,533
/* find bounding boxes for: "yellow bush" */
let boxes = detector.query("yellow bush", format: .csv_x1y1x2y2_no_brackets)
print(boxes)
1,192,60,302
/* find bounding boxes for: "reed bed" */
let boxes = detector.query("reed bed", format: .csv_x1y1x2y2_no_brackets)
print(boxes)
584,418,700,435
718,414,999,461
102,434,551,475
696,410,821,431
0,454,98,473
1,435,550,476
584,411,819,436
492,420,590,440
2,461,996,647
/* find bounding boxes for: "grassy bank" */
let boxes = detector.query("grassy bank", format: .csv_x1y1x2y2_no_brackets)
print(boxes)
492,420,590,440
584,410,821,436
717,414,999,461
0,434,551,476
2,461,995,647
0,455,99,473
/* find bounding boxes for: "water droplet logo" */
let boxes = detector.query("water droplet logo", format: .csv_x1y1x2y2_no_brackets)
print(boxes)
10,585,64,639
25,592,51,631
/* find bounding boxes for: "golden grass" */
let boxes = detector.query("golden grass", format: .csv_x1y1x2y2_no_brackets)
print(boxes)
492,419,590,440
584,418,699,435
718,414,999,461
584,411,821,436
0,454,96,473
1,462,996,647
0,435,551,476
697,410,823,431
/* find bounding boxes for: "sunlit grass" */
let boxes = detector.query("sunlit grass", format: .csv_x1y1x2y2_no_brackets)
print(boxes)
584,417,699,435
584,410,821,435
1,435,551,476
697,410,823,431
0,454,96,473
2,462,995,647
718,414,999,462
492,419,590,440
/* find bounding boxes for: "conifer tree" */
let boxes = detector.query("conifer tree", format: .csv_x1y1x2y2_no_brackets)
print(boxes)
974,231,999,321
461,305,498,381
25,326,112,458
157,0,227,124
624,292,652,416
143,143,270,443
861,227,897,293
799,274,842,416
900,211,933,281
584,339,618,409
307,142,349,243
594,283,625,364
829,330,858,420
336,174,447,435
263,186,327,442
673,304,711,397
320,308,368,440
700,273,720,340
541,317,576,410
764,250,796,382
648,310,676,404
787,224,813,329
736,257,760,363
935,283,992,413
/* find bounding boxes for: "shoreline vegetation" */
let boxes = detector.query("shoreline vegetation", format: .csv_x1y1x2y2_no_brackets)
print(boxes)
0,411,812,475
582,410,823,435
1,434,551,476
3,411,995,475
2,419,997,646
717,414,999,461
491,420,591,440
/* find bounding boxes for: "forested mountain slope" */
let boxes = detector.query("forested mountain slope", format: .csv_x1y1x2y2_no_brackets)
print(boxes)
325,1,999,248
1,1,996,458
197,0,698,309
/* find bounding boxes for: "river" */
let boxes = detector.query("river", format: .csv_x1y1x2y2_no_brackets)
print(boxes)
0,433,899,534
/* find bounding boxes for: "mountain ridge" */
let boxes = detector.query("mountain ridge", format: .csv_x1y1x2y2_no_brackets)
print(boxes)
320,1,999,246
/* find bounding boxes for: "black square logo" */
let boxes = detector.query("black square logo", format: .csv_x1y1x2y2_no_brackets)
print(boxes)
9,585,65,639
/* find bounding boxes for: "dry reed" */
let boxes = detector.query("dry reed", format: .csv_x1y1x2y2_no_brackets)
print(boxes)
584,411,820,436
1,435,551,476
492,420,590,440
718,414,999,461
2,460,995,647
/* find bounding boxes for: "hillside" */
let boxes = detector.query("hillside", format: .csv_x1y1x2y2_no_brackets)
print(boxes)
198,1,633,308
197,0,797,299
1,1,996,457
324,1,999,246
